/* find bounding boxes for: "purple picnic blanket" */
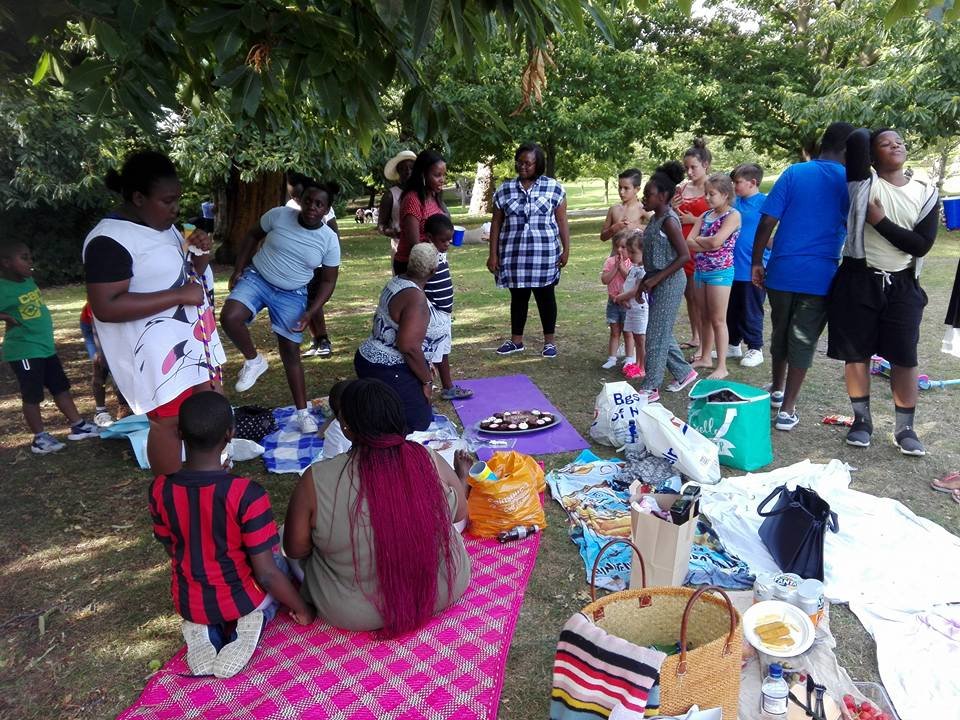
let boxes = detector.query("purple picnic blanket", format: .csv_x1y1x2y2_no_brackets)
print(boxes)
450,374,589,460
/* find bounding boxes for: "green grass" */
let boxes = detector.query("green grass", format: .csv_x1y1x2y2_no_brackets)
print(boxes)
1,218,959,719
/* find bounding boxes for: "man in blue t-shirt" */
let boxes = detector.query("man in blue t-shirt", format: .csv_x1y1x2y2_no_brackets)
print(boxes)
751,122,854,432
727,163,768,369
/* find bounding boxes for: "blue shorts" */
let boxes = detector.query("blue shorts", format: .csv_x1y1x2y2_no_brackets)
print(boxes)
227,267,307,344
605,298,627,325
694,266,734,287
80,321,97,359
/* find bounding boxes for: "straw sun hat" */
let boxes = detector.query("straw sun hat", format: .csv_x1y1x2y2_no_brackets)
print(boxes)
384,150,417,182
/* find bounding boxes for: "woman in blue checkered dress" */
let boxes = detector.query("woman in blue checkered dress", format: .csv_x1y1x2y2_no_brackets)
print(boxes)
487,143,571,358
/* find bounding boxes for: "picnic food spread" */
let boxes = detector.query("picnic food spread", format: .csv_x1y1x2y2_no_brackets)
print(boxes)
479,409,557,433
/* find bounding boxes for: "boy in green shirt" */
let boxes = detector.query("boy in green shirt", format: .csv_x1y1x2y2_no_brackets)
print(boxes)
0,242,98,454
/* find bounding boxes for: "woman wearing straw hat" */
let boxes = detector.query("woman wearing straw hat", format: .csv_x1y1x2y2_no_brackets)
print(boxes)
378,150,417,262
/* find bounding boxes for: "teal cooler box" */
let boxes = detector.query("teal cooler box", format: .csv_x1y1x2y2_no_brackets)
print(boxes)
687,379,773,471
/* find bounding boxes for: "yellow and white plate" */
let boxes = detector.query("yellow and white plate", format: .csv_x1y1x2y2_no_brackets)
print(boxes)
743,600,816,658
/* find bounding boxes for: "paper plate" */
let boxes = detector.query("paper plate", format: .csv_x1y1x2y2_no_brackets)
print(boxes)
742,600,816,658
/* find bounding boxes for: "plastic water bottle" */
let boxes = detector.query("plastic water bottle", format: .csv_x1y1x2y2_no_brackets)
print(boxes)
497,525,540,543
761,663,789,716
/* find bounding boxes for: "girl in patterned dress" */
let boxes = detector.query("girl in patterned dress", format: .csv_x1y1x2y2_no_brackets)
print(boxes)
487,143,571,358
686,173,741,379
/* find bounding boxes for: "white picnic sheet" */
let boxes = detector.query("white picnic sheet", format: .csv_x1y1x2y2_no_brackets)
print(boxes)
698,459,960,720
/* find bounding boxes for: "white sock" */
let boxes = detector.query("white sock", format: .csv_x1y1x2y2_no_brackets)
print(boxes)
623,356,636,364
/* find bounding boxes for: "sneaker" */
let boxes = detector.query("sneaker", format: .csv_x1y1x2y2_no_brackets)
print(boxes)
440,385,474,400
845,420,873,448
301,344,319,357
763,383,784,409
67,420,99,441
316,337,332,358
601,357,618,370
775,410,800,431
495,340,524,355
666,369,698,393
93,411,115,428
212,610,264,679
894,427,926,456
31,432,65,455
182,620,218,676
297,409,319,434
640,388,660,403
740,349,764,367
235,353,269,392
726,345,743,359
623,363,645,379
541,343,558,358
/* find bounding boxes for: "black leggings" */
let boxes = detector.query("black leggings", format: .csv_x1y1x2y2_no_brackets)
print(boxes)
509,284,558,337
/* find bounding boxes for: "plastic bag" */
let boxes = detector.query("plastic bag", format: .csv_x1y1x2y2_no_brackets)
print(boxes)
589,382,649,447
636,404,721,485
467,450,546,537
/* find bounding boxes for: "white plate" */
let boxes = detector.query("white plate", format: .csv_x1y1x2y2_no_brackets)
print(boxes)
742,600,816,658
473,418,561,436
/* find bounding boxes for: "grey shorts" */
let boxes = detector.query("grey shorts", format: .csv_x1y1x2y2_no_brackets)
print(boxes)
767,288,828,369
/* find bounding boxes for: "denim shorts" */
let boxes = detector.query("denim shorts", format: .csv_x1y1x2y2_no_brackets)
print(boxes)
227,267,307,344
694,266,735,287
605,298,627,325
80,321,97,359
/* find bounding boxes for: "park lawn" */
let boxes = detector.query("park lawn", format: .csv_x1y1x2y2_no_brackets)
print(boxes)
1,217,958,719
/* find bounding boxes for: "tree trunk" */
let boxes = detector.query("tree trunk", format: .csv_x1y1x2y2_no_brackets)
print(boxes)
214,166,284,265
468,159,495,216
604,177,610,205
930,139,957,194
544,139,557,179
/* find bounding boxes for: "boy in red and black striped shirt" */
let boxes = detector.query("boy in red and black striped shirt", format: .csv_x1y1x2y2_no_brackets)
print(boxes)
149,391,314,678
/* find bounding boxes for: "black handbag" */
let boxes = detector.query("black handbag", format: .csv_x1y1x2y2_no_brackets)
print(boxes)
757,485,839,581
233,405,278,443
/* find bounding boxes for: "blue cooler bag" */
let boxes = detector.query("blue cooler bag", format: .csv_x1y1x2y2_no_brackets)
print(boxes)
687,379,773,471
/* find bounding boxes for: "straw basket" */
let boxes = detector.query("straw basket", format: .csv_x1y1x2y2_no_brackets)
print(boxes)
582,539,742,718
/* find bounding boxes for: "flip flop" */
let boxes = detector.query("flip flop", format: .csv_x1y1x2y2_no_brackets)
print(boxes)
931,471,960,493
680,341,699,350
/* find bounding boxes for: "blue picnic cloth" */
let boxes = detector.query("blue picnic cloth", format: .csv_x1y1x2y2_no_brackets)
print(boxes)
261,405,325,474
262,408,460,475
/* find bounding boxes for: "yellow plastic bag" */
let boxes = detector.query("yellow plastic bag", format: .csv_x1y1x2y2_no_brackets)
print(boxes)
467,451,547,537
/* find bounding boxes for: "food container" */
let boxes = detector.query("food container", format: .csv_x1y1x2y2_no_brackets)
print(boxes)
796,578,825,626
754,572,776,603
772,572,801,604
853,682,900,720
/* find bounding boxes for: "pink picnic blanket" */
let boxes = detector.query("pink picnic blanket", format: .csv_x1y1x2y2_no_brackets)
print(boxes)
118,534,540,719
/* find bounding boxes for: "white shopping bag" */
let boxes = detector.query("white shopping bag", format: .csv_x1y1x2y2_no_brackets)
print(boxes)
635,404,721,484
589,381,648,447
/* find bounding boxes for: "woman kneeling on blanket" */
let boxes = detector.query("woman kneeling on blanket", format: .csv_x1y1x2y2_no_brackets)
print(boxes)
284,378,472,638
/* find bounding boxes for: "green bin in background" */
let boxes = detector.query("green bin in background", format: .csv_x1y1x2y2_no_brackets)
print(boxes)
687,379,773,471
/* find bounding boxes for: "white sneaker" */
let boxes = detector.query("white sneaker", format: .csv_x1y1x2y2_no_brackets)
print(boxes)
297,409,319,434
726,345,743,359
94,411,115,428
67,420,99,441
740,348,764,367
601,357,617,369
235,354,268,392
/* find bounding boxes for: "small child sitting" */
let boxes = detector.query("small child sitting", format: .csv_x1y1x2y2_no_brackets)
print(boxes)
318,379,352,459
0,242,98,454
149,391,315,678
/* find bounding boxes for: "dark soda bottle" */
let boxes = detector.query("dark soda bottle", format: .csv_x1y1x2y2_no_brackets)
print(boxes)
497,525,540,543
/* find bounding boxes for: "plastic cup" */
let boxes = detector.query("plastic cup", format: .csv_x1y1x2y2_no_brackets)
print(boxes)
452,225,466,246
469,460,497,482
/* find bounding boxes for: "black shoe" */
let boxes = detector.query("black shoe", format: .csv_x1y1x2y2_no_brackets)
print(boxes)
316,337,332,357
894,427,925,456
845,420,873,448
